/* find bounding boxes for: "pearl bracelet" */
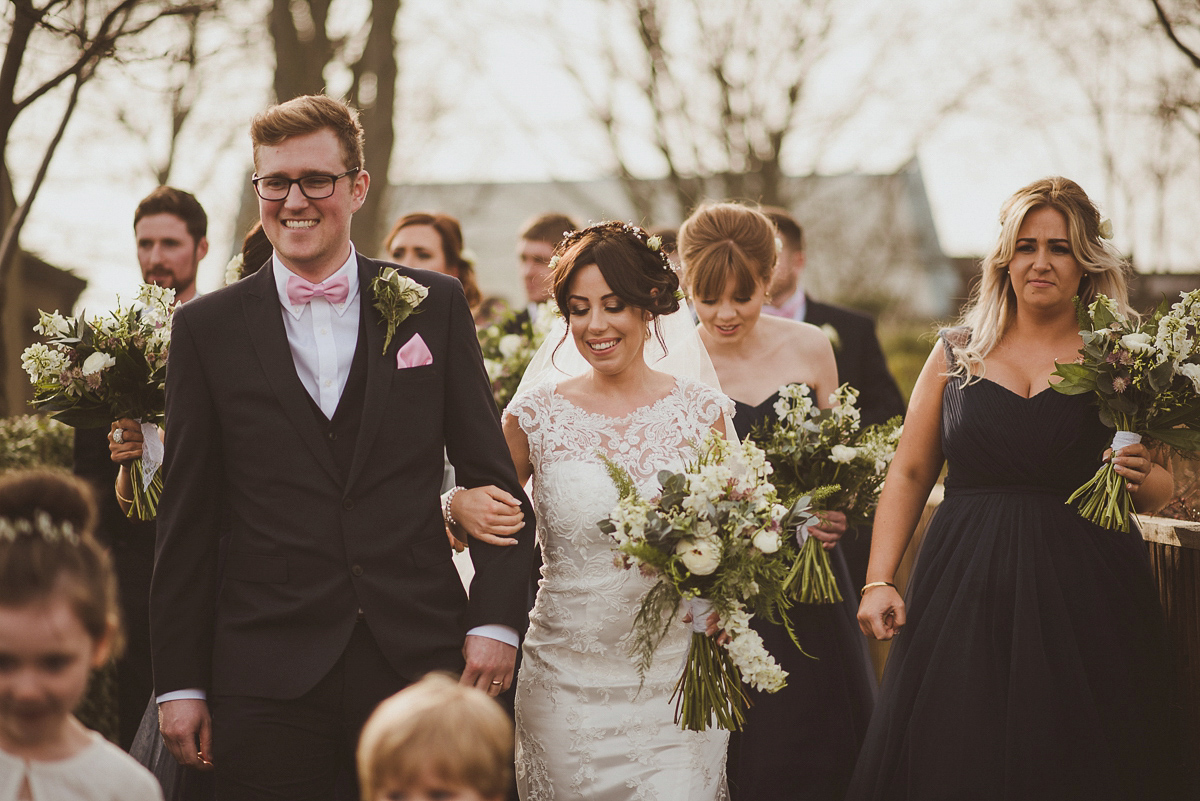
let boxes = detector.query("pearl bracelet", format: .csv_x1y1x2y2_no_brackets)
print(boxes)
442,486,463,527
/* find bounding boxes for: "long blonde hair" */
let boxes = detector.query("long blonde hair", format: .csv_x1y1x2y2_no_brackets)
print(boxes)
951,176,1133,382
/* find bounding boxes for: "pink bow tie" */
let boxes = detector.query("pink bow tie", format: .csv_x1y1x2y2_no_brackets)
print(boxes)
286,274,350,307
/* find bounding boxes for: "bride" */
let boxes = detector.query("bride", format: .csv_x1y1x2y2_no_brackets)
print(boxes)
455,221,732,799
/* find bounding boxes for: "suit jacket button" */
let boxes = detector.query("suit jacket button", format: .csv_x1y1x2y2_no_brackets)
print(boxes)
351,564,363,577
328,431,337,441
342,498,354,510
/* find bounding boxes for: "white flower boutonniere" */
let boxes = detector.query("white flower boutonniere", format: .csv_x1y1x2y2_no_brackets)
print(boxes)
224,254,244,286
820,323,842,352
372,267,429,354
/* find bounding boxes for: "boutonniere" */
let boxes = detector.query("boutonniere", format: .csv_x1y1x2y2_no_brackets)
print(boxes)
372,267,429,354
820,323,842,352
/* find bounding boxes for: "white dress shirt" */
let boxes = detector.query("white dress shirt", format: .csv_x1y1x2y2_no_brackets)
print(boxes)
158,249,514,705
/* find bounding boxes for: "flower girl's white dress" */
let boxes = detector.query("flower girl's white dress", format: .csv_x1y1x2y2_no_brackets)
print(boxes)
509,376,732,801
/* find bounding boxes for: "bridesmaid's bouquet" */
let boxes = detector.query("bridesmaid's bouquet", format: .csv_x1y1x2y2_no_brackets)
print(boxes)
21,284,174,520
1051,291,1200,532
598,431,814,732
477,304,554,412
752,383,902,603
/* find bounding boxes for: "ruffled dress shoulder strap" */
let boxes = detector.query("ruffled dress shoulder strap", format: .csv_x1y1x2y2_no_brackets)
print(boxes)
938,325,971,369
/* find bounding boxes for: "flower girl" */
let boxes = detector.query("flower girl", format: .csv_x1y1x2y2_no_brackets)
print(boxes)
0,470,162,801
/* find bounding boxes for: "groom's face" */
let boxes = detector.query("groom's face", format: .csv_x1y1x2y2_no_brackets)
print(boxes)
255,127,369,281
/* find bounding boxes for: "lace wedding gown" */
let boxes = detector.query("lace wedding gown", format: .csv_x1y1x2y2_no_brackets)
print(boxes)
509,376,732,801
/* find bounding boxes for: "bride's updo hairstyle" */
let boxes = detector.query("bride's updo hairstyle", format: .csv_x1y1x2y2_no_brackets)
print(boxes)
678,202,777,301
950,176,1133,384
550,220,681,324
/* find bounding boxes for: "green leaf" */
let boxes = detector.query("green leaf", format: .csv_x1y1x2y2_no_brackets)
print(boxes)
1146,428,1200,452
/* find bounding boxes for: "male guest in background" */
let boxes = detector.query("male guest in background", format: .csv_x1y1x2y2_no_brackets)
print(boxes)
763,207,906,589
514,211,577,324
151,94,534,800
72,186,209,750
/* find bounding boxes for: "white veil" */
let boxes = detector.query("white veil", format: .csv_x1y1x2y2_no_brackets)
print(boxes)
513,303,738,440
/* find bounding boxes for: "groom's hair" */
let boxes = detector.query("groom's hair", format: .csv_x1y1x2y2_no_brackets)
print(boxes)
250,94,365,173
357,673,512,801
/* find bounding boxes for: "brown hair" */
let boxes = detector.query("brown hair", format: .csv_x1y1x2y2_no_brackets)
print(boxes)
0,470,122,655
250,94,365,173
761,206,804,252
383,212,481,308
239,221,273,278
550,221,681,321
679,202,777,301
134,186,208,244
518,212,579,246
357,673,512,801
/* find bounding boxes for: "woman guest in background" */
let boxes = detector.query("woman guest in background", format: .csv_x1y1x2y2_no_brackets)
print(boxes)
383,211,498,326
680,202,876,800
849,177,1185,800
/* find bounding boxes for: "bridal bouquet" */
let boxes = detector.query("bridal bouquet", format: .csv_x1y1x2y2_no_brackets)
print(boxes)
1051,291,1200,532
477,304,554,412
751,384,902,603
598,431,811,732
21,284,175,520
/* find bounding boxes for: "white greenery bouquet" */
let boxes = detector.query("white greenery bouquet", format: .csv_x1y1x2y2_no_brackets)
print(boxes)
1051,291,1200,532
21,284,174,520
598,431,810,732
751,383,902,603
477,304,554,413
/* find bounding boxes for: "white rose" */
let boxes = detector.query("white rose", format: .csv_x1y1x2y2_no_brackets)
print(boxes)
676,536,721,576
498,333,523,359
1119,332,1156,355
81,351,116,376
830,444,859,463
751,529,781,554
1178,362,1200,393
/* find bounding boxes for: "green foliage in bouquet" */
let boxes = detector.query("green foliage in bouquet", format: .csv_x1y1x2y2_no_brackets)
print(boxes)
0,415,73,470
21,285,175,520
598,432,808,731
477,304,555,413
1052,291,1200,531
751,383,902,602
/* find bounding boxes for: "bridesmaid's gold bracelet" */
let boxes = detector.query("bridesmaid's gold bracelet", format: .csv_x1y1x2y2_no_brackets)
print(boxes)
860,581,897,597
114,480,132,506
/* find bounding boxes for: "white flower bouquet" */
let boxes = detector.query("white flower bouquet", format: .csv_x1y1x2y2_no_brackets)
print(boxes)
1051,291,1200,532
21,285,175,520
598,431,811,732
751,384,902,603
477,304,554,412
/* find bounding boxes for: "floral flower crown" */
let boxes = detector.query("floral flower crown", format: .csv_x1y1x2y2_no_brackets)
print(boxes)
0,510,79,545
547,221,674,274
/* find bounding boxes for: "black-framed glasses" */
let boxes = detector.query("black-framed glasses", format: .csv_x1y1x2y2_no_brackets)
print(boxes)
251,168,360,201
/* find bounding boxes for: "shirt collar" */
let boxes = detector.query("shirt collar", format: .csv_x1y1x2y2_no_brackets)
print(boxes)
273,245,360,320
765,289,806,322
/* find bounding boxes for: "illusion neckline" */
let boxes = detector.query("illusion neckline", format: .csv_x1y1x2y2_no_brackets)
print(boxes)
551,377,684,422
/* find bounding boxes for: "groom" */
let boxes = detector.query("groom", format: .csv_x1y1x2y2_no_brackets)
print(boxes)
150,95,535,799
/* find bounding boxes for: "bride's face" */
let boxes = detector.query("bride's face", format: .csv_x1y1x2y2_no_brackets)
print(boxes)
694,273,767,345
566,263,651,376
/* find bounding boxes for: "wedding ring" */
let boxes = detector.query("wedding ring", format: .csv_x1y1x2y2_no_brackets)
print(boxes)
111,428,124,444
490,680,503,685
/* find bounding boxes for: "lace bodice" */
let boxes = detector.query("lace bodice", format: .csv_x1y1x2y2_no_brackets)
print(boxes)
507,376,733,800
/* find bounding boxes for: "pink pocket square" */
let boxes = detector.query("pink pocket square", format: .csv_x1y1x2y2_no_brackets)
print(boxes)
395,333,434,368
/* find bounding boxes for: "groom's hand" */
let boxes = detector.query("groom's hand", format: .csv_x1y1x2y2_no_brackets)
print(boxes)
461,634,517,697
159,699,214,770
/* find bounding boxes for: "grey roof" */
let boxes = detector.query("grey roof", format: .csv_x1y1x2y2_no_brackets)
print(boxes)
382,158,956,318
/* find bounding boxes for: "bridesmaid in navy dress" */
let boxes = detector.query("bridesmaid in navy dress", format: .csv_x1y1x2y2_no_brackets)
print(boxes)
850,177,1186,800
680,202,877,800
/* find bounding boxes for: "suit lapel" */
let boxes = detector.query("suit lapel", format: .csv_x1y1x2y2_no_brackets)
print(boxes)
346,256,392,491
242,264,342,486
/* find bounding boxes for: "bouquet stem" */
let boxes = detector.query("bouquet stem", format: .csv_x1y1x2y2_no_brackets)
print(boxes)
786,534,843,604
671,632,750,732
127,458,163,521
1066,460,1134,533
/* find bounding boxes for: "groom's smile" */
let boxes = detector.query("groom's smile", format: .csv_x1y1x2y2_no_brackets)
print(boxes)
255,127,370,284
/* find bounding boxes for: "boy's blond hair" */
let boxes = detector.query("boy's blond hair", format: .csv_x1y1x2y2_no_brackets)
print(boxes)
357,673,513,801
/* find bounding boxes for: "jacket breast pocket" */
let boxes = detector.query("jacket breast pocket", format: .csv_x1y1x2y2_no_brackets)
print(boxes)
224,552,289,583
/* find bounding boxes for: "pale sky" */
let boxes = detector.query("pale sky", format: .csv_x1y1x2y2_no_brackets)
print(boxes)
8,0,1198,314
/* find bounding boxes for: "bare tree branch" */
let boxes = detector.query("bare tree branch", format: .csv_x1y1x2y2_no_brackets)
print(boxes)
1151,0,1200,70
